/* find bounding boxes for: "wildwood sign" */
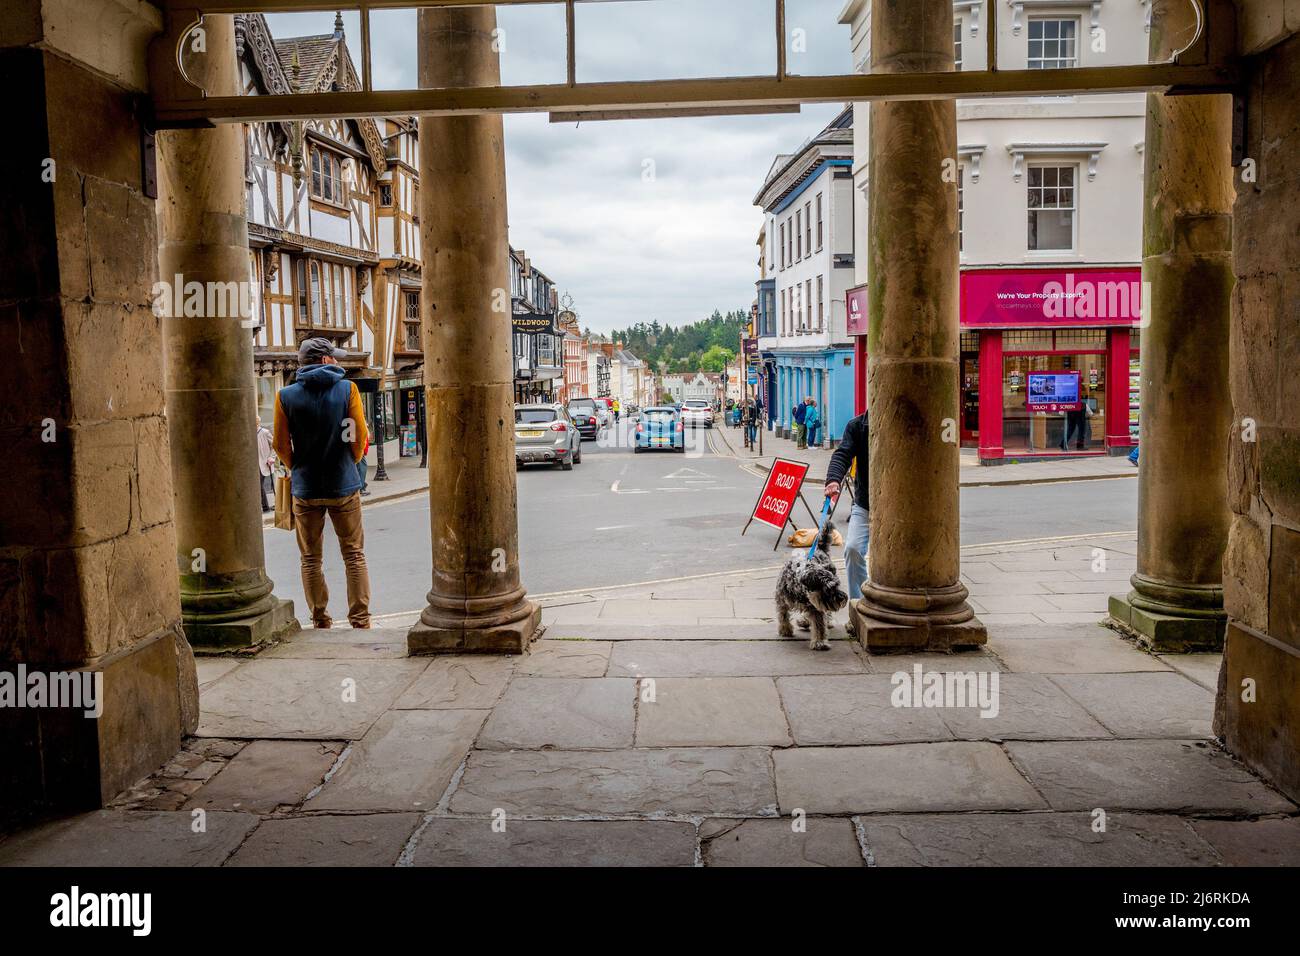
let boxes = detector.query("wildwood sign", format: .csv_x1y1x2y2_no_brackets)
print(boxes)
511,311,557,336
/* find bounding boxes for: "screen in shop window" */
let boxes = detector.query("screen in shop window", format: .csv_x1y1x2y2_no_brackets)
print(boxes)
1026,371,1083,413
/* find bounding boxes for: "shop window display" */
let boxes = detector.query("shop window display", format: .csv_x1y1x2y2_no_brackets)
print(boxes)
1002,351,1106,453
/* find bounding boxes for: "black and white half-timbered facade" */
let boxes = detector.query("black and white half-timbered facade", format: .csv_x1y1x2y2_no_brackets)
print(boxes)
236,13,420,439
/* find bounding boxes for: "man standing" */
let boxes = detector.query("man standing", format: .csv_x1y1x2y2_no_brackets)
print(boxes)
256,416,274,513
825,411,869,637
793,398,807,449
273,337,372,629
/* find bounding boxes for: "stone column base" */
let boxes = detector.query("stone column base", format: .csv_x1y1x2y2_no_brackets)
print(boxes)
1107,593,1226,653
408,601,541,655
0,627,194,823
850,600,988,653
184,597,299,654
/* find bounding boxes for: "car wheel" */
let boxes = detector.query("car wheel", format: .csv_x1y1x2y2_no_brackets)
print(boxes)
560,455,574,471
574,445,582,464
634,445,642,454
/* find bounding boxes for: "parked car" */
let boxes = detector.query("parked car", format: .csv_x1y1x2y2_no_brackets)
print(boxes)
681,399,714,429
593,396,614,425
565,398,602,439
634,406,685,453
515,404,582,470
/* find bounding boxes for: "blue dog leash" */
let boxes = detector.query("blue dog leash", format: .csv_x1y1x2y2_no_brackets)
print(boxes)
807,495,833,559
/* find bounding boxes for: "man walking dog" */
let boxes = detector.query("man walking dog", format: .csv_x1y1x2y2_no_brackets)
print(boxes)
825,411,869,636
273,337,372,629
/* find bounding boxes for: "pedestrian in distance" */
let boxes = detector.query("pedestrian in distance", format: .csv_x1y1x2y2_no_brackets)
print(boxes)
745,399,758,446
804,398,821,448
793,399,807,449
825,411,870,637
256,416,275,513
273,337,372,629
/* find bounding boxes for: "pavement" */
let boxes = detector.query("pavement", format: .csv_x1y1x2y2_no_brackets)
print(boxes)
711,420,1140,487
4,530,1297,867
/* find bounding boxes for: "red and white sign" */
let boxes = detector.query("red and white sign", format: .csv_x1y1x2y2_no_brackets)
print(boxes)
749,458,810,530
846,285,869,336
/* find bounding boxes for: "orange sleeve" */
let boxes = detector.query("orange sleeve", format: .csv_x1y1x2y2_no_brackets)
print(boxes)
348,383,369,463
272,391,292,468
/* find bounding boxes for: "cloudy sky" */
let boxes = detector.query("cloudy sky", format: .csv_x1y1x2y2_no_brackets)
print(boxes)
267,1,853,332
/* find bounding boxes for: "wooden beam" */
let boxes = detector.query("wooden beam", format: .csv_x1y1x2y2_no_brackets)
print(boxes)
153,61,1241,127
549,104,801,123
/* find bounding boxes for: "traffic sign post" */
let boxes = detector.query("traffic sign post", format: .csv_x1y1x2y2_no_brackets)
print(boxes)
741,458,818,549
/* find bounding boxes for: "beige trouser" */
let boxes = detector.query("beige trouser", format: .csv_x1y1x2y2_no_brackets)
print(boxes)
293,492,371,628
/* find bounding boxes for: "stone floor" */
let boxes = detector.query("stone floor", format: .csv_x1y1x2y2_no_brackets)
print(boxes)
2,533,1297,867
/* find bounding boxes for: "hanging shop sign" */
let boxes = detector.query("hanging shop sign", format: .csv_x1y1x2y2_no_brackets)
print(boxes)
511,310,557,336
846,285,869,336
1026,371,1083,413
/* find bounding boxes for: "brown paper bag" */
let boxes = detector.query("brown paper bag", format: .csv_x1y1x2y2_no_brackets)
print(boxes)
274,473,295,531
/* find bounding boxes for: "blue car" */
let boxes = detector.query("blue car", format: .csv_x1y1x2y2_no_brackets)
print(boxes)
634,406,685,453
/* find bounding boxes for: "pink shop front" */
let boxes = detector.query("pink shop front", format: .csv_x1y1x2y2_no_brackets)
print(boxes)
849,266,1142,464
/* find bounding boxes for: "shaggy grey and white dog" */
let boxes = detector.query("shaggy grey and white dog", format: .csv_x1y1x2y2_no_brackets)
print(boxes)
775,520,850,650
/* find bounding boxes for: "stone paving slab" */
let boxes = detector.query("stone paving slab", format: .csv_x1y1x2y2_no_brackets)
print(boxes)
196,658,428,740
1158,653,1223,692
185,740,344,813
598,598,735,623
306,709,486,812
225,813,422,867
636,677,791,747
859,650,1007,673
1048,672,1215,738
478,677,636,750
393,657,516,710
989,636,1171,674
858,812,1222,866
261,641,412,660
977,622,1114,642
609,640,866,678
410,818,698,867
449,747,777,816
542,622,793,641
514,639,612,677
777,675,953,745
774,743,1047,815
0,810,258,866
196,658,241,689
699,817,865,867
935,674,1112,741
1007,740,1298,813
1188,818,1300,866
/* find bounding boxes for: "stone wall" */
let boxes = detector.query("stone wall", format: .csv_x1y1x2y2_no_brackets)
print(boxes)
0,0,196,824
1222,7,1300,801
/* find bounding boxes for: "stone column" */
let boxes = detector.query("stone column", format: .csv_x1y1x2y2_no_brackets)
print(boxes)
850,0,985,652
408,4,540,654
1106,0,1233,652
157,15,297,651
2,0,198,817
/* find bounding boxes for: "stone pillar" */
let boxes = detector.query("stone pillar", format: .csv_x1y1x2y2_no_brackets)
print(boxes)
1,0,198,820
157,15,297,651
850,0,985,652
1106,0,1233,653
407,4,540,654
1221,9,1300,804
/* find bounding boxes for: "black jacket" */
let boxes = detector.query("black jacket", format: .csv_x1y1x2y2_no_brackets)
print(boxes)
826,413,868,509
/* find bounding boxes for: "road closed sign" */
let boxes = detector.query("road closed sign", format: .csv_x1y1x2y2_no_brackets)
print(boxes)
749,458,810,530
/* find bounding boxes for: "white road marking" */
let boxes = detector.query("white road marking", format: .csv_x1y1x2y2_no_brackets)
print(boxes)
595,525,634,532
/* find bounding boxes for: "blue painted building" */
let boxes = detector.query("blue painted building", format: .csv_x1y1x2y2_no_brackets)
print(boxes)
753,106,857,446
